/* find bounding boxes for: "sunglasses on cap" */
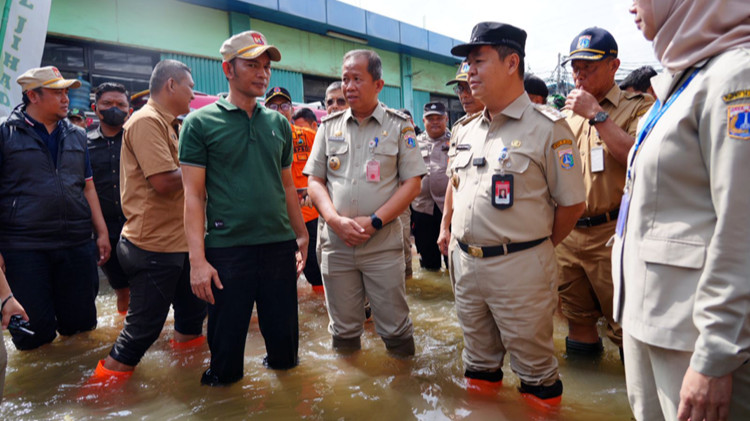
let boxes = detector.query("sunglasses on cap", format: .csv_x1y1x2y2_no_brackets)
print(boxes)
326,98,347,107
267,103,292,111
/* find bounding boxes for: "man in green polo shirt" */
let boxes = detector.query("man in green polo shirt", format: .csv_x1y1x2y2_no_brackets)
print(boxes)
179,30,308,386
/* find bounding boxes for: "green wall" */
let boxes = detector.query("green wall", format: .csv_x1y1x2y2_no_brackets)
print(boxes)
48,0,227,58
412,57,456,96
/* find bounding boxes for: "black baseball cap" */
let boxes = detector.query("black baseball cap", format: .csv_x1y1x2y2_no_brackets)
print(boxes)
451,22,526,58
68,108,85,121
423,102,447,117
563,27,618,64
524,74,549,98
265,86,292,103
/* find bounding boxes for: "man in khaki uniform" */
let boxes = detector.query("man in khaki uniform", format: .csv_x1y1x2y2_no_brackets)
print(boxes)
305,50,426,355
555,28,653,356
448,22,585,406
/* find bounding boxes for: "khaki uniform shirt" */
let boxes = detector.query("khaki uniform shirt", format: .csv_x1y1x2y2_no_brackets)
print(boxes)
412,130,450,214
566,85,654,217
120,98,186,252
303,103,427,218
451,93,586,245
614,48,750,377
446,112,481,177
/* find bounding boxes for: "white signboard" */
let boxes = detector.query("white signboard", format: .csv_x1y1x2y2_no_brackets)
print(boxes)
0,0,52,116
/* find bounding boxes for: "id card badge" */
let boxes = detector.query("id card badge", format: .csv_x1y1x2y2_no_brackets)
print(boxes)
615,192,630,238
591,146,605,172
366,159,381,182
491,174,513,209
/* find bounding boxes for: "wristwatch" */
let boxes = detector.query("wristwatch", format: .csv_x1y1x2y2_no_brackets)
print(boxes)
589,111,609,126
370,213,383,230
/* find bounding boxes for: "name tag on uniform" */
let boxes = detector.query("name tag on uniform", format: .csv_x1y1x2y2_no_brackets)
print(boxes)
591,146,604,172
456,144,471,151
328,136,345,142
366,159,381,182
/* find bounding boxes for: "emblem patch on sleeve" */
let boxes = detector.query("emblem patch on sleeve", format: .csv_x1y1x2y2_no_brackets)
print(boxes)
727,104,750,140
558,147,575,169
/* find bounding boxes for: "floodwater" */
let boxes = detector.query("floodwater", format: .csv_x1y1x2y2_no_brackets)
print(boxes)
1,255,633,420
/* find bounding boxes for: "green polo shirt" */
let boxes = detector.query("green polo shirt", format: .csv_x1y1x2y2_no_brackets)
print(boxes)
179,97,295,248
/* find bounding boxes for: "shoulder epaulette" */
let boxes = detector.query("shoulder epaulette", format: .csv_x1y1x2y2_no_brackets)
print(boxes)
321,109,346,122
385,107,409,120
453,111,482,128
622,90,645,100
533,104,565,122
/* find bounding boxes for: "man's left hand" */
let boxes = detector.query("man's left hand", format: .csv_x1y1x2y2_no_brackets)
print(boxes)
295,236,308,277
96,235,111,266
677,367,732,421
565,89,603,120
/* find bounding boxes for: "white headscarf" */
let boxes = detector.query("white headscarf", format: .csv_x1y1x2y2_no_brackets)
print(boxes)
652,0,750,72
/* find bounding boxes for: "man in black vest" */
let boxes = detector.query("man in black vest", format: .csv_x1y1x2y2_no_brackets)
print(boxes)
0,66,110,350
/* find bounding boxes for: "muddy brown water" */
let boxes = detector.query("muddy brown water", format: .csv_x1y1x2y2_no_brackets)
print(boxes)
1,261,633,420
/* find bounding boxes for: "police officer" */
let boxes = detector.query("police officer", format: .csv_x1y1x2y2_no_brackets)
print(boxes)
304,49,426,355
448,22,585,406
555,27,653,357
411,102,450,271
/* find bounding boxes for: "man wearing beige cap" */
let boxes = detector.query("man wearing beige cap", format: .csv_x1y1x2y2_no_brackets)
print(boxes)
181,30,308,385
0,66,110,350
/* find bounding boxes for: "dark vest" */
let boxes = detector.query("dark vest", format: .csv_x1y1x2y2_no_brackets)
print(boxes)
0,105,92,250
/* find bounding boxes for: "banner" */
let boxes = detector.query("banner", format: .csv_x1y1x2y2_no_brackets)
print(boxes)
0,0,52,117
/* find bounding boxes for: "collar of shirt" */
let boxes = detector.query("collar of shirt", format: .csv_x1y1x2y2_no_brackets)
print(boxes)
603,84,623,108
651,58,709,103
343,101,386,125
215,96,263,119
24,111,61,141
481,92,531,125
146,97,180,127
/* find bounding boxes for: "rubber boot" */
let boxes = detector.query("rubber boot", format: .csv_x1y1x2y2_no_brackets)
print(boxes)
565,336,603,356
465,368,503,396
311,285,325,294
519,379,563,411
170,335,206,350
332,335,361,352
383,335,415,357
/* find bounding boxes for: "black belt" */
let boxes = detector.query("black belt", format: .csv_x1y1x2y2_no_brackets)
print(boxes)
457,237,547,258
576,208,619,228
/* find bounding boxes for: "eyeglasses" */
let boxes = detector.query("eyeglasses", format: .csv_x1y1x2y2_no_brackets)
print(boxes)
453,84,469,95
326,98,347,106
267,103,292,111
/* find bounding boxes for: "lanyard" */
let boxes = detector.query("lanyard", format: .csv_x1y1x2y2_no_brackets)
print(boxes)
627,68,700,182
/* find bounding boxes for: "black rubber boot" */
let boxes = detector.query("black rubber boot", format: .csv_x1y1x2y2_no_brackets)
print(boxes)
332,335,362,351
464,368,504,382
519,379,563,400
383,335,415,356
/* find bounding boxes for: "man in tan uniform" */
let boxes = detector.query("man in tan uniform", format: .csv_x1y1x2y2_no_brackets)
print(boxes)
555,27,653,357
448,22,585,406
304,50,426,355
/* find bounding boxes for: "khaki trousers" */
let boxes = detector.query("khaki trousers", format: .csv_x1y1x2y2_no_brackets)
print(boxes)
451,239,559,386
623,331,750,421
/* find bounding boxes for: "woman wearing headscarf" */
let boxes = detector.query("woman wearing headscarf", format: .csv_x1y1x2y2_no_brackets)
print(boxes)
613,1,750,420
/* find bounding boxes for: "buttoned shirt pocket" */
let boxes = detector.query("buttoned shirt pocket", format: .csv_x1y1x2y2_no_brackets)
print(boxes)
373,137,398,170
326,141,349,173
638,236,706,269
495,153,530,174
451,151,473,192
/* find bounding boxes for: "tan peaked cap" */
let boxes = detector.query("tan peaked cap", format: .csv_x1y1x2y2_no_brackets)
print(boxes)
220,30,281,62
16,66,81,92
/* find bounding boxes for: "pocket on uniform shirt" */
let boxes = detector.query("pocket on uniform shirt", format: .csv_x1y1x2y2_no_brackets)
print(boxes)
639,236,706,269
494,153,530,174
326,141,349,171
374,138,398,169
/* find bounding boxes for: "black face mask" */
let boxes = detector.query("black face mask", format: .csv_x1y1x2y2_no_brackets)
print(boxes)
98,107,128,126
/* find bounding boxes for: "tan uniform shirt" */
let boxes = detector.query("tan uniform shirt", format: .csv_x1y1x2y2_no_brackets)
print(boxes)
446,112,481,177
120,98,186,252
303,103,426,218
412,130,450,214
451,93,586,245
566,85,654,217
614,48,750,377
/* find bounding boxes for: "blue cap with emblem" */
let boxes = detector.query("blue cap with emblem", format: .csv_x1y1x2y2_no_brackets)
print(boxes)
563,27,618,64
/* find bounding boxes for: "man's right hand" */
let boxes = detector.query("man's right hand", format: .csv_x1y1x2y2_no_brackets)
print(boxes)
330,215,371,247
437,228,450,256
190,258,223,305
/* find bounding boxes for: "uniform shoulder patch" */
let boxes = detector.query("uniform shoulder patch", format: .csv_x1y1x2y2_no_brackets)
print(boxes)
533,104,565,122
727,103,750,140
622,90,644,100
723,90,750,103
385,107,409,120
321,109,346,122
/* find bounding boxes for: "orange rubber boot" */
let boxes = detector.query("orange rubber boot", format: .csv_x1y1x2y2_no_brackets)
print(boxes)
466,378,503,396
170,335,206,350
311,285,325,294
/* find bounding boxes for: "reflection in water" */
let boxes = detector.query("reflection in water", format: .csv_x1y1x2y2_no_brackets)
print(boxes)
1,262,632,420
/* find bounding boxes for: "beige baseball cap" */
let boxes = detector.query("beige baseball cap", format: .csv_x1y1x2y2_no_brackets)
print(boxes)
16,66,81,92
220,30,281,62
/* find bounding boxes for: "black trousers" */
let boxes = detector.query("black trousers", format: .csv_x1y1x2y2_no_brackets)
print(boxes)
411,204,447,270
109,238,206,366
205,240,299,383
2,241,99,350
303,218,322,286
101,236,129,290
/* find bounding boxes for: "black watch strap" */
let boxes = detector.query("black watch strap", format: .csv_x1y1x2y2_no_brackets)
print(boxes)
370,214,383,230
589,111,609,126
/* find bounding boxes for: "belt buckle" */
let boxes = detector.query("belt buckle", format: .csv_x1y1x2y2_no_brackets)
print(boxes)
467,245,483,258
